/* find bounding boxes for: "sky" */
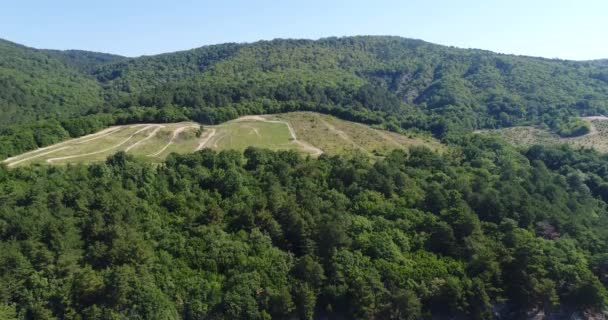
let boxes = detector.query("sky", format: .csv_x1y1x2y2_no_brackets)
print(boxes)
1,0,606,60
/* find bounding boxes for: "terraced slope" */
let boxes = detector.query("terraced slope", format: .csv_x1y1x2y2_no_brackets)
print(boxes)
3,112,440,167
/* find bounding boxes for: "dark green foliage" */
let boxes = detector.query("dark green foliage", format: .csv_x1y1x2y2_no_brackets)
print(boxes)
0,39,104,125
41,49,127,73
0,119,69,159
553,117,592,137
1,138,608,318
99,36,608,137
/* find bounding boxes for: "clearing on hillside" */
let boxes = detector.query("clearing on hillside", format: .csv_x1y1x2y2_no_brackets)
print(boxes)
477,117,608,152
276,112,442,156
3,112,441,167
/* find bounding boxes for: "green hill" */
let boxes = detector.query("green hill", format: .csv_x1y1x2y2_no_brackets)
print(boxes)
0,39,105,125
92,43,243,96
40,49,127,73
3,36,608,138
3,36,608,175
4,36,608,319
93,36,608,135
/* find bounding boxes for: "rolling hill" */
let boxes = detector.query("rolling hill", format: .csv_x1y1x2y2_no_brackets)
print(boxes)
40,49,127,73
89,37,608,138
0,39,105,125
2,36,608,135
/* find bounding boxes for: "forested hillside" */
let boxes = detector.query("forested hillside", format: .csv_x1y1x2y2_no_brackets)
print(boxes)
2,36,608,160
3,36,608,319
2,139,608,319
40,49,126,73
0,39,105,125
101,37,608,136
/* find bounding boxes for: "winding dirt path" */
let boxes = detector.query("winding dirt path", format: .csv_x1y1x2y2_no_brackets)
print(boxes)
236,115,323,156
6,147,70,167
583,116,608,121
293,139,324,157
2,126,127,166
148,125,198,157
46,125,157,163
75,127,125,145
212,132,226,149
125,125,165,152
195,129,217,151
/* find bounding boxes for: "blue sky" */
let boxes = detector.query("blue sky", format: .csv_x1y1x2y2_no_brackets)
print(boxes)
1,0,606,60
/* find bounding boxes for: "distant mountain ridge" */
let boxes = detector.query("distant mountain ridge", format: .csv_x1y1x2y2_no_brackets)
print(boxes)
1,35,608,145
0,38,105,125
40,49,127,73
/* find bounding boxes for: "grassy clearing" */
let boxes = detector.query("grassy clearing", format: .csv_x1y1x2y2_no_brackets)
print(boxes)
3,112,443,167
275,112,443,156
478,118,608,152
5,123,201,167
3,119,300,167
206,120,295,152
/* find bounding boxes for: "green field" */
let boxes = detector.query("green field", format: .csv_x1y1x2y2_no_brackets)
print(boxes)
3,112,441,167
478,117,608,152
205,117,298,152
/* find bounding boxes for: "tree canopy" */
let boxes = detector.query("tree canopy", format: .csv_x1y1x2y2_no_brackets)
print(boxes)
1,138,608,318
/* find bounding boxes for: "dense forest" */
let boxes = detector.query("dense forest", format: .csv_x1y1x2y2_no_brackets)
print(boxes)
2,139,608,319
0,40,106,126
2,36,608,159
3,36,608,319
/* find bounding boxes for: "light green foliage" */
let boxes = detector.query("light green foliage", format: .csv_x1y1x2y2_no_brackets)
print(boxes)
0,303,17,320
